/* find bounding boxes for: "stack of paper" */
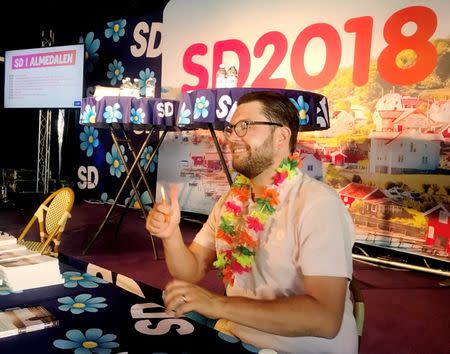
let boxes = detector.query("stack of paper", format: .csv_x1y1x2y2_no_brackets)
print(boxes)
0,232,17,246
0,248,41,263
0,243,26,254
0,306,59,338
0,231,63,291
0,255,63,291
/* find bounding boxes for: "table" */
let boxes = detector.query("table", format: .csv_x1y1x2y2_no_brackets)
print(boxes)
0,255,253,354
80,96,179,258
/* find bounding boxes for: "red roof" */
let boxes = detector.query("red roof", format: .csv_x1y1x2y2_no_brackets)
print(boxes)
401,97,419,106
365,190,388,200
339,183,384,199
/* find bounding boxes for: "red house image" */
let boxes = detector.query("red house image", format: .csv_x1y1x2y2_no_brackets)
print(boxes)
441,124,450,140
423,203,450,254
338,182,386,208
330,151,346,166
205,152,222,170
191,155,205,166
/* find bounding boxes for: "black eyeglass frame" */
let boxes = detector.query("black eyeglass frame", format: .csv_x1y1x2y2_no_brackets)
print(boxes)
223,120,283,138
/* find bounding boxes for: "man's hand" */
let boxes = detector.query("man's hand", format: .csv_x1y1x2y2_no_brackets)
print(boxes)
146,185,181,239
164,279,224,319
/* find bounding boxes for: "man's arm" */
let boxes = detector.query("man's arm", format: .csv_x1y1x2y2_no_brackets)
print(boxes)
163,234,216,283
146,186,216,283
164,275,348,339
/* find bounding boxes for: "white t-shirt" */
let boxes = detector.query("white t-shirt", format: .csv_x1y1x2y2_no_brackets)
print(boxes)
194,171,357,354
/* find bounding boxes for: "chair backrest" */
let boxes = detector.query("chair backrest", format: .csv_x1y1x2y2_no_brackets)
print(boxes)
17,187,75,255
44,188,74,236
350,278,365,351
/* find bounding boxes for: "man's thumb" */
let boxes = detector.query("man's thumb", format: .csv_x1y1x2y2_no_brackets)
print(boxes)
169,185,179,210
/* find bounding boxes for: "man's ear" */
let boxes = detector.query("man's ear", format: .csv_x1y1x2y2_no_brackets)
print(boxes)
275,126,291,149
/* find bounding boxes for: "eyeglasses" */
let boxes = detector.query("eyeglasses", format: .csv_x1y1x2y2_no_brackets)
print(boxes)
224,120,282,138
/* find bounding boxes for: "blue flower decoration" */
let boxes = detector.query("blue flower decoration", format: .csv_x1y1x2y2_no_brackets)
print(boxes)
63,271,108,289
178,102,192,125
106,59,124,86
106,145,127,178
104,19,126,42
53,328,119,353
103,103,122,123
138,68,156,96
0,285,22,296
79,32,100,73
289,96,309,126
130,108,145,124
194,96,209,119
125,190,152,211
81,105,97,124
80,126,99,157
100,192,114,204
58,294,107,314
139,146,158,172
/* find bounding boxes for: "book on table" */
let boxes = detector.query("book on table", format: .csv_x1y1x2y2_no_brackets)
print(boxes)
0,306,59,338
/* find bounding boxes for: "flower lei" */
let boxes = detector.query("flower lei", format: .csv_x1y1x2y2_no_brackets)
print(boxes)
213,154,300,285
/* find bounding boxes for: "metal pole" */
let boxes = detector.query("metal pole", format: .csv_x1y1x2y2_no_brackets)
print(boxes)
35,29,54,194
352,254,450,277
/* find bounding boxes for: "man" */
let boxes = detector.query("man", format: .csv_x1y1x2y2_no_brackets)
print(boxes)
146,91,357,354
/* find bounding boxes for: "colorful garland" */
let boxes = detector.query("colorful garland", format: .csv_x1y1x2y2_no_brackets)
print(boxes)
213,154,300,285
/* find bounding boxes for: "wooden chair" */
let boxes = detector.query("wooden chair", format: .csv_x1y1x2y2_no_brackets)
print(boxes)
17,187,75,257
350,278,365,351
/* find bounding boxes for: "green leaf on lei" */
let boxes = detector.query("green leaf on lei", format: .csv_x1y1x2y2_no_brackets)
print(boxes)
219,216,235,235
233,253,253,267
236,245,255,256
213,252,229,269
250,209,270,222
222,212,236,224
255,198,275,214
234,175,251,188
278,165,296,179
287,168,297,179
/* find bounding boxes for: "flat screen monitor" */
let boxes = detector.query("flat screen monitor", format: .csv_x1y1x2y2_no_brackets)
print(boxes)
3,44,84,108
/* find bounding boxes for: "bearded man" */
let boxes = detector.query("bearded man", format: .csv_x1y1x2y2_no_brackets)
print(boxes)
146,91,357,354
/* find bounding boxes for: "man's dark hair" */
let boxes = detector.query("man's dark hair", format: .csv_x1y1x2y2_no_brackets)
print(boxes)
237,91,299,153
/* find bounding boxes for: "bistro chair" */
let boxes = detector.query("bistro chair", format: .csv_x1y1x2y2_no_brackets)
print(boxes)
17,187,75,257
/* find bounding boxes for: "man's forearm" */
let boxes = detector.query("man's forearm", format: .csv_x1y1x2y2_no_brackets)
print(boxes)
216,294,344,339
162,227,204,283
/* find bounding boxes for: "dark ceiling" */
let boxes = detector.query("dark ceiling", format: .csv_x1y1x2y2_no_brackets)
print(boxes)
1,0,168,52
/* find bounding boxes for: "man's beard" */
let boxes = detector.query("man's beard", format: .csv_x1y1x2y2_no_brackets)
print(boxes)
231,135,274,179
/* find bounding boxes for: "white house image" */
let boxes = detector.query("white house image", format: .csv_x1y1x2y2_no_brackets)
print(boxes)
369,93,443,174
373,93,419,132
369,130,442,174
299,153,323,181
429,100,450,127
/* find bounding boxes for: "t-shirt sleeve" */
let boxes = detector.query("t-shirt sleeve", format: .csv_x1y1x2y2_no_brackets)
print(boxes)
192,192,229,250
295,191,355,279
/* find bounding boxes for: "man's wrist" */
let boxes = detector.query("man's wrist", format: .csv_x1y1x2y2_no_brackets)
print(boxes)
161,227,182,246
